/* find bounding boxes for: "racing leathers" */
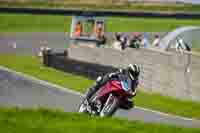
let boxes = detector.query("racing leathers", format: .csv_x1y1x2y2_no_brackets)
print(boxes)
85,69,139,109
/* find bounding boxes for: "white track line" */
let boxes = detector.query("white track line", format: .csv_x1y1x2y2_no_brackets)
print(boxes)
0,65,83,96
0,65,196,122
134,106,193,121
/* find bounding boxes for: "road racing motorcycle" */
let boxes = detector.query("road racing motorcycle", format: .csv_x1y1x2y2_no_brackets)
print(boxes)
78,76,134,117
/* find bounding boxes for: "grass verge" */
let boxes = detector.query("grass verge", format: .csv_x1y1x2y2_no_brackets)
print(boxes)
0,107,199,133
1,1,200,13
0,54,200,119
0,54,93,92
1,13,200,32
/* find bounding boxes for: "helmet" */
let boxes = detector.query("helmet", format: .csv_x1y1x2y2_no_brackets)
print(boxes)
127,64,140,80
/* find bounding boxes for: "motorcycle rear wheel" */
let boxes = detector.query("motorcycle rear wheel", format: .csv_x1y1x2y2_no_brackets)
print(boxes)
78,98,89,113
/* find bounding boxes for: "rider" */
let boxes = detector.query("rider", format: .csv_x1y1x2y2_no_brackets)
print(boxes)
85,64,140,109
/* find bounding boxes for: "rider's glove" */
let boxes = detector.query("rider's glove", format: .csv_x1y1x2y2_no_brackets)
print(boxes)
131,90,137,97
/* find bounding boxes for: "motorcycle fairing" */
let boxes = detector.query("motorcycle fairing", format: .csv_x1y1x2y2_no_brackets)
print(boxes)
96,80,124,99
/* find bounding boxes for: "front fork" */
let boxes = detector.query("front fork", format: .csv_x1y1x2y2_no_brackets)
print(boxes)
92,94,114,115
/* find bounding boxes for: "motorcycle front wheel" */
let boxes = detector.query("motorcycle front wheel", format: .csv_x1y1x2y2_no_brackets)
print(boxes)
100,94,119,117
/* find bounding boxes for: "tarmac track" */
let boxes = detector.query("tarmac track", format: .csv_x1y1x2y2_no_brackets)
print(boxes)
0,33,200,128
0,32,67,55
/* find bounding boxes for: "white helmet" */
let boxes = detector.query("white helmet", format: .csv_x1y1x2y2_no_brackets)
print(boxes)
127,64,140,80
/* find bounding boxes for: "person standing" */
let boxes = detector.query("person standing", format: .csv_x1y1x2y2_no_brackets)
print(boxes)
74,21,82,37
175,37,192,73
141,32,150,48
129,33,141,49
152,34,160,47
112,32,122,50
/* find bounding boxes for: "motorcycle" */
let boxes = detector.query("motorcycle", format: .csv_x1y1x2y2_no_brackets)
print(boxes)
78,76,134,117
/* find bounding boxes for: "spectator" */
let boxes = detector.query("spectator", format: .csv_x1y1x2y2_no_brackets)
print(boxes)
96,26,103,39
97,35,106,48
74,21,82,37
175,37,192,73
120,35,129,50
152,34,160,47
112,32,122,50
96,25,106,48
115,32,121,42
141,32,150,48
129,33,141,49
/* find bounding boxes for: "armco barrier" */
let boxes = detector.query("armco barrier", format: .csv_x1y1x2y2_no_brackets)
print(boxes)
43,50,118,80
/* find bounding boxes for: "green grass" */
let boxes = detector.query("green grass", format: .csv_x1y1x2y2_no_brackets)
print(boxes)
0,107,199,133
136,91,200,120
0,54,93,92
1,54,200,119
0,14,68,32
1,13,200,32
106,17,200,32
1,0,200,13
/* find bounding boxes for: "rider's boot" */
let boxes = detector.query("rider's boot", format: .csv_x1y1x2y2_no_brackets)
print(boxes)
120,97,134,109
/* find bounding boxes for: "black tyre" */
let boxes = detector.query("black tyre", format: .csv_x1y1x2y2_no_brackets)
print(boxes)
100,94,119,117
78,98,89,113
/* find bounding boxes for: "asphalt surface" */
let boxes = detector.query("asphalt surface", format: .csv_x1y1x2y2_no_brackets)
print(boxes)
0,32,200,128
0,66,200,128
0,67,81,112
0,32,67,55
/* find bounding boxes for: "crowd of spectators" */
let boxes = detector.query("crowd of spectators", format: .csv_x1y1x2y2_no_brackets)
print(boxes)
72,21,193,53
72,21,164,50
72,22,193,53
111,32,161,51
